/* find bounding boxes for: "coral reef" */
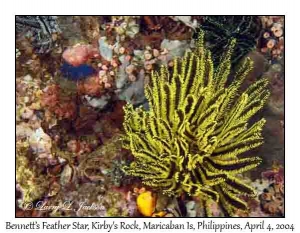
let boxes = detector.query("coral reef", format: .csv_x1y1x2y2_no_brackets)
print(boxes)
265,64,284,117
140,16,194,43
57,16,104,46
77,75,104,96
48,183,130,217
41,84,77,120
73,106,98,133
78,16,102,42
16,141,50,204
258,16,284,62
62,44,100,67
106,16,140,41
123,31,270,216
262,165,284,184
78,134,129,183
127,187,183,217
16,75,43,121
259,182,284,216
43,135,133,217
231,164,284,217
15,15,284,218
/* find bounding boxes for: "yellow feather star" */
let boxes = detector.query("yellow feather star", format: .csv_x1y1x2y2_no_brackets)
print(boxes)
122,31,270,216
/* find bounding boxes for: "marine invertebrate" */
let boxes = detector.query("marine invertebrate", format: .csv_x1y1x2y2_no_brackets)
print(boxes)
258,16,284,62
122,31,270,216
62,44,99,67
136,191,156,216
108,16,140,40
259,182,284,216
41,84,77,120
16,16,61,53
78,134,127,183
29,127,53,160
73,106,98,133
199,16,261,66
77,75,103,96
78,16,102,42
256,164,284,217
262,165,284,184
140,16,193,41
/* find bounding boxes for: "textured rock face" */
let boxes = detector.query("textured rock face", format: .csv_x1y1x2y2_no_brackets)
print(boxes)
239,50,284,180
117,69,147,106
161,39,190,57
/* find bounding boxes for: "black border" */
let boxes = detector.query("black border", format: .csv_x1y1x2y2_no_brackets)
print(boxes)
15,15,285,219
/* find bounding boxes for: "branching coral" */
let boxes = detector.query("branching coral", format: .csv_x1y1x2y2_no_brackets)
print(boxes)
122,31,270,216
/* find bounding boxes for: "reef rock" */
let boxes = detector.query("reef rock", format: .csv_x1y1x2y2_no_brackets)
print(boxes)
161,39,190,57
99,37,114,61
29,127,52,159
117,69,146,106
84,94,111,109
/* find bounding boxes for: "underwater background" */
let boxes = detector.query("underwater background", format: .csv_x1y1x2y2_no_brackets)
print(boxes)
16,16,284,217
